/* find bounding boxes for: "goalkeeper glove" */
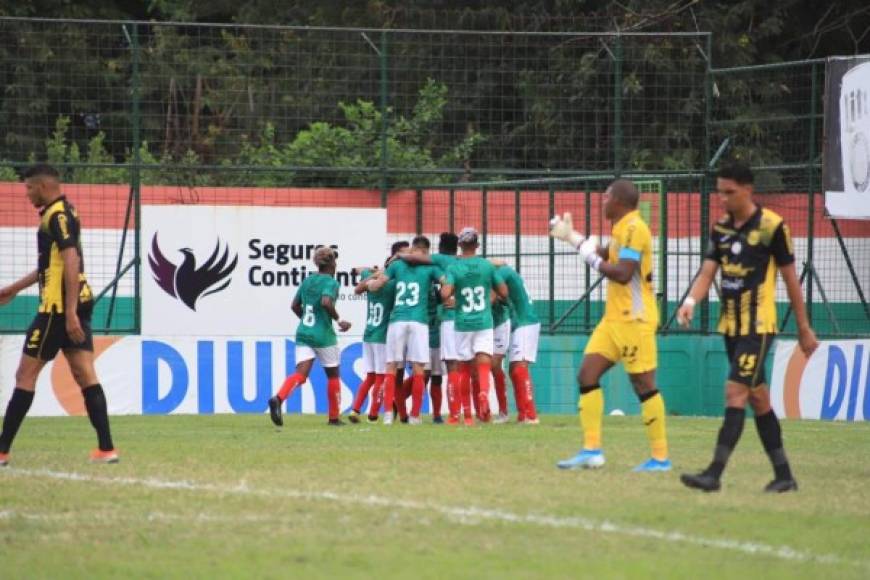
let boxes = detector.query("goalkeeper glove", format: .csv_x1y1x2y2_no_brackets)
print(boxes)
578,236,602,271
549,212,585,249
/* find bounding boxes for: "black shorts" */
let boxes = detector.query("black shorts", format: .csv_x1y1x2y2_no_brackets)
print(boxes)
23,303,94,361
724,333,774,388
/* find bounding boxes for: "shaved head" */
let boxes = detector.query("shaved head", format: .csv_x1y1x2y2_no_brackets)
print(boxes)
608,179,639,209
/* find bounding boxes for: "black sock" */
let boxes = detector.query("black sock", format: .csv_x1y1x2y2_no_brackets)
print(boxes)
0,388,35,453
82,384,114,452
706,407,746,479
637,389,659,403
755,410,793,481
579,384,601,395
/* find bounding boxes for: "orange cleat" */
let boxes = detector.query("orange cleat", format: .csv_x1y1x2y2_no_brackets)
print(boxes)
0,452,9,467
463,416,475,427
446,415,461,425
89,448,120,464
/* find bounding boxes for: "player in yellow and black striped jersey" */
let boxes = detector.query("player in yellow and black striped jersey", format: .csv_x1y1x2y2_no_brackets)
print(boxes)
677,162,818,493
0,164,117,466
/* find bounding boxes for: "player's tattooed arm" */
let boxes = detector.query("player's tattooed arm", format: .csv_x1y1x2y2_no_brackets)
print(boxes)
353,267,379,295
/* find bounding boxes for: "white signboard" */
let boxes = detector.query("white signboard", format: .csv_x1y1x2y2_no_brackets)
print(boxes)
771,339,870,421
141,206,386,336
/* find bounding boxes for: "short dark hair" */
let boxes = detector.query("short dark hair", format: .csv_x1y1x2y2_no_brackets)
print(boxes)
390,240,410,255
438,232,458,255
22,163,60,180
717,162,754,185
411,235,431,249
608,179,639,209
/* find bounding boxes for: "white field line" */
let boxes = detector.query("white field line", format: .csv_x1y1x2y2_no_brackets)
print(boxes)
2,467,867,570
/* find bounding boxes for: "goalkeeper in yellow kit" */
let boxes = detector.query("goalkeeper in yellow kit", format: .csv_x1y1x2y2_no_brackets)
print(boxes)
550,179,670,472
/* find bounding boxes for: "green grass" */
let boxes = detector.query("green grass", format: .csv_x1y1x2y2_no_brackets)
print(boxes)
1,415,869,579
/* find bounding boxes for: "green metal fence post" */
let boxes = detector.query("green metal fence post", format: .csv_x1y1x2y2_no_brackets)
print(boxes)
700,40,713,333
659,180,668,328
131,22,142,334
481,187,488,257
613,35,623,176
449,188,455,232
514,189,521,272
415,188,423,235
584,187,592,329
805,62,819,324
379,30,389,208
548,186,556,330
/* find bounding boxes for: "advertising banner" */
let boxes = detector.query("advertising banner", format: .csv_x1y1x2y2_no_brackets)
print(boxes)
824,55,870,219
142,205,387,335
771,339,870,421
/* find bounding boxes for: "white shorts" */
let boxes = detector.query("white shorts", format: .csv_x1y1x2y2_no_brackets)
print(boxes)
493,320,511,356
456,329,494,361
296,344,340,368
509,323,541,363
362,342,387,374
440,320,459,361
425,348,446,376
386,321,429,364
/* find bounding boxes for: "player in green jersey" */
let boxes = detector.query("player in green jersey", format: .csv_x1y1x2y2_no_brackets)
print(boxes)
440,227,508,424
498,264,541,424
348,261,395,423
368,238,443,425
268,247,351,427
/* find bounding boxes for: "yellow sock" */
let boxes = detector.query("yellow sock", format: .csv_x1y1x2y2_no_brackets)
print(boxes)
641,392,668,461
579,387,603,450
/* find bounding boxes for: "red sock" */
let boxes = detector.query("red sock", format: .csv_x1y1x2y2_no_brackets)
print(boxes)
430,377,443,418
398,377,412,420
383,373,396,415
459,363,473,419
352,373,377,413
477,362,492,420
446,371,461,418
513,365,537,420
327,377,341,420
493,366,508,415
471,372,481,417
277,373,305,401
510,367,527,420
410,374,425,418
368,374,385,418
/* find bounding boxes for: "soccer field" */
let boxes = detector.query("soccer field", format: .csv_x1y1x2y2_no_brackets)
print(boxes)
1,415,868,579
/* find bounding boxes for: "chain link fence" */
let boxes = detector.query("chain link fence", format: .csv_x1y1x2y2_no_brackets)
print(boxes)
1,18,868,337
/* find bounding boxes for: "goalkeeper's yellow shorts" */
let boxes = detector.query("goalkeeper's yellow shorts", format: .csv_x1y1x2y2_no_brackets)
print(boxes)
585,319,657,374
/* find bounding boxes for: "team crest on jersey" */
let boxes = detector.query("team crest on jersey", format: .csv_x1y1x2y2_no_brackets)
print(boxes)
731,241,742,255
746,230,760,246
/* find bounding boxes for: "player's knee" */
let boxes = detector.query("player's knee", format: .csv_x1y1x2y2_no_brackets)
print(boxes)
724,382,749,408
748,387,771,413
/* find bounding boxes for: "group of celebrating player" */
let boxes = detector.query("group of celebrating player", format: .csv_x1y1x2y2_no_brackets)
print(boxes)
267,226,542,428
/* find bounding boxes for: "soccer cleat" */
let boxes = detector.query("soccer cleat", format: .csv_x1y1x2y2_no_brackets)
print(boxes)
493,413,510,424
327,418,345,426
89,448,120,464
432,416,444,424
523,417,540,425
0,452,9,467
764,478,798,493
400,416,409,424
632,458,672,472
557,449,605,470
408,416,423,425
680,471,721,492
366,415,379,424
446,415,461,425
268,396,284,427
383,412,394,426
348,410,361,424
463,416,474,426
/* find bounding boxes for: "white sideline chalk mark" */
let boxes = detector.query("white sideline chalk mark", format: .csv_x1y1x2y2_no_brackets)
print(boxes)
3,467,867,570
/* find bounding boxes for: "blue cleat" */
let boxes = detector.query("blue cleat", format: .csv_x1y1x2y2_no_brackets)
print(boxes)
557,449,605,470
632,458,672,472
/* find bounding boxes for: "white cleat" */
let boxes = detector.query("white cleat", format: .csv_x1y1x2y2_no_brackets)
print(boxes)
493,413,510,424
383,412,394,426
408,416,423,425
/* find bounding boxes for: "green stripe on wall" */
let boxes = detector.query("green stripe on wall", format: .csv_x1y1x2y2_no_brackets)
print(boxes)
0,296,137,334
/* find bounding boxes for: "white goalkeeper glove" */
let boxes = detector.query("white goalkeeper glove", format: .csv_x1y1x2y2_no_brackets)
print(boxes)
549,212,585,249
578,236,602,271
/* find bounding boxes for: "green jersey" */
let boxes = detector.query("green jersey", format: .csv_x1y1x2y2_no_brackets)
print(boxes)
384,260,443,324
361,269,395,344
492,296,512,328
294,273,339,348
445,256,505,332
499,265,539,329
428,283,441,348
430,253,458,322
